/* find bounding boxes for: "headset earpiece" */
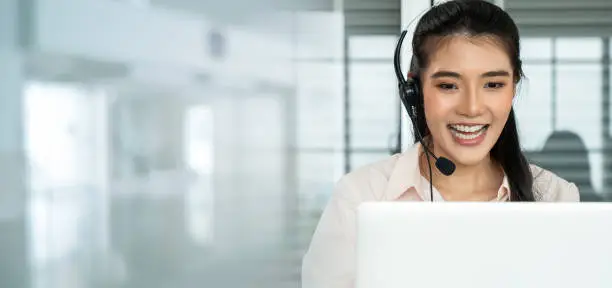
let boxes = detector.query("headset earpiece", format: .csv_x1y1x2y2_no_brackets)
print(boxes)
401,74,421,122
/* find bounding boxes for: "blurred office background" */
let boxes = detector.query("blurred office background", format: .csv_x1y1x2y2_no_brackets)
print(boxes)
0,0,610,287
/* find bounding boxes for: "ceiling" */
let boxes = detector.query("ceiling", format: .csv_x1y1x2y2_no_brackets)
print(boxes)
150,0,402,36
150,0,333,26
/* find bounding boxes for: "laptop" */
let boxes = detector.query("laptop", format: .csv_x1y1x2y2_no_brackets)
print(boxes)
356,202,612,288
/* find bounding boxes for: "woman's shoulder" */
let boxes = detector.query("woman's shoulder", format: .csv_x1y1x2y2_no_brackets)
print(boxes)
335,154,404,202
346,154,403,180
529,164,580,202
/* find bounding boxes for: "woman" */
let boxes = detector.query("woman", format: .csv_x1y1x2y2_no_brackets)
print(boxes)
301,1,580,287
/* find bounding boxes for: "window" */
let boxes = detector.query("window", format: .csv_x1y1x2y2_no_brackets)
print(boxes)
349,35,399,59
555,63,602,150
297,151,344,212
26,82,109,287
555,38,604,192
295,17,345,214
521,38,553,61
296,62,344,150
349,62,398,149
347,35,399,164
515,63,553,151
555,38,602,61
607,38,612,138
184,106,214,245
26,83,85,187
519,37,607,196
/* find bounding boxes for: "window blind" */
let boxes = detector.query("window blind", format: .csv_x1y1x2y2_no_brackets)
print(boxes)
506,0,612,37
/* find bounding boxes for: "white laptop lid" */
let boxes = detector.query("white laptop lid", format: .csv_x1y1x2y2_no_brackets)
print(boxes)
356,202,612,288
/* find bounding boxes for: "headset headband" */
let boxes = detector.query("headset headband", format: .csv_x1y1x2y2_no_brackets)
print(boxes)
393,30,409,86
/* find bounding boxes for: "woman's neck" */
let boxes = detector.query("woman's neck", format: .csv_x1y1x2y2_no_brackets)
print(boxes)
420,144,504,201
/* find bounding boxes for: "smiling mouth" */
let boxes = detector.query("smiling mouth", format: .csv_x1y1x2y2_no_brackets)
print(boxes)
448,124,489,140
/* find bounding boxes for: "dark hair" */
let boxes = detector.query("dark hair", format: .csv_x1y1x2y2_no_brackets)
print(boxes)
410,0,535,201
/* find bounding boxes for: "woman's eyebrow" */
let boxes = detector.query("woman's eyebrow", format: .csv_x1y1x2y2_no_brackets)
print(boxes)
429,70,511,79
430,70,461,79
481,70,511,78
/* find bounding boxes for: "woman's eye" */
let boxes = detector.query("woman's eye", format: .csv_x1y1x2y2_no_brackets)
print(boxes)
437,83,457,90
485,82,506,89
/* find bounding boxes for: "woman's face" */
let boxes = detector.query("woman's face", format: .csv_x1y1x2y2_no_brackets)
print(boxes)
421,36,515,167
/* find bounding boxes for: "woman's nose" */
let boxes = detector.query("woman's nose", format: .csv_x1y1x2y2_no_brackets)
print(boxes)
457,89,485,117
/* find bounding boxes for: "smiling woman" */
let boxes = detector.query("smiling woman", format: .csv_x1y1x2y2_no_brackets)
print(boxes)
301,1,581,288
420,36,517,169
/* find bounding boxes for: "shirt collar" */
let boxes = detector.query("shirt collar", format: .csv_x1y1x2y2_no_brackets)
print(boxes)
498,174,511,201
383,142,424,201
383,142,511,201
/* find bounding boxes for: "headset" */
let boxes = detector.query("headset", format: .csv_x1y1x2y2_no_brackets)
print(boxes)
393,30,456,201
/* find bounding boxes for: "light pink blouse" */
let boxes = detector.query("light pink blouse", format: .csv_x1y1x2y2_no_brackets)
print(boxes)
301,142,579,288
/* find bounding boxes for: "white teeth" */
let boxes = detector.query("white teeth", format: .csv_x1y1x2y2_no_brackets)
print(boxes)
449,124,487,140
450,124,486,133
450,129,485,140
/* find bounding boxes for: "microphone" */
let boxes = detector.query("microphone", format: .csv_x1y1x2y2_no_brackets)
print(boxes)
435,155,456,176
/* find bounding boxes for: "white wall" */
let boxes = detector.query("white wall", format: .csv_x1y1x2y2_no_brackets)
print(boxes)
32,0,295,86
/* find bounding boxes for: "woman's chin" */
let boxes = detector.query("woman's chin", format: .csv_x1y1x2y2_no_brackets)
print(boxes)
450,153,491,168
442,139,495,167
